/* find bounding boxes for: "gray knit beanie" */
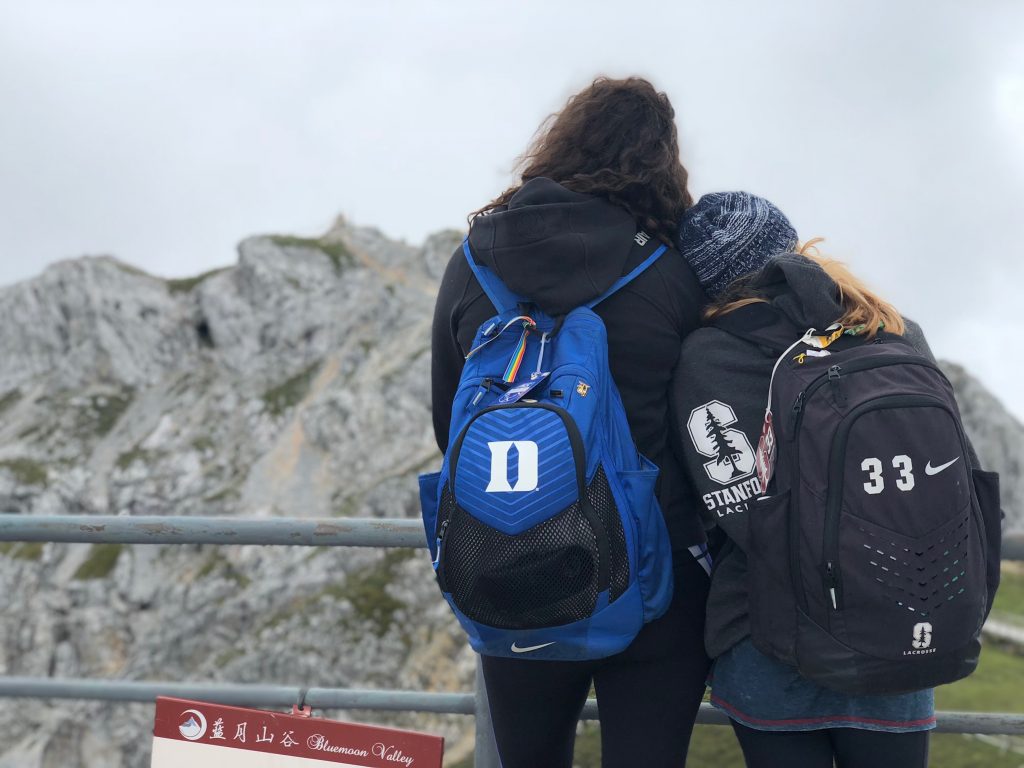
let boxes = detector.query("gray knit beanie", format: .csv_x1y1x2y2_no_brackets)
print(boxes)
678,192,798,299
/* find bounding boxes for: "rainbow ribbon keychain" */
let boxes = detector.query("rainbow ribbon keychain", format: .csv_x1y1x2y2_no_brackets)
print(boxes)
502,317,536,383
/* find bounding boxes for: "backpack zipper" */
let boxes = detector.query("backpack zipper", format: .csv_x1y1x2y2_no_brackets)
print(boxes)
828,365,846,407
789,354,942,438
785,354,951,616
788,392,804,433
434,518,450,591
821,393,958,619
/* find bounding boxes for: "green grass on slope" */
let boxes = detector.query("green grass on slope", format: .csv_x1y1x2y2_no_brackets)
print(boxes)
569,567,1024,767
991,564,1024,623
937,645,1024,713
449,567,1024,766
569,719,1024,768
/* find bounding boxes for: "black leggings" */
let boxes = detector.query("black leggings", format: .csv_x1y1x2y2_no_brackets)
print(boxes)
731,720,930,768
480,553,711,768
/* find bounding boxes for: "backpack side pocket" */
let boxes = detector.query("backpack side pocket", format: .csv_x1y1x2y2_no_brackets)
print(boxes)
617,455,673,622
972,469,1002,619
419,471,442,559
748,490,797,665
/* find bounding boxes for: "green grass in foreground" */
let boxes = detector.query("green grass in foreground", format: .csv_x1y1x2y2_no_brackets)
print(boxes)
991,563,1024,624
571,671,1024,768
450,568,1024,766
570,567,1024,768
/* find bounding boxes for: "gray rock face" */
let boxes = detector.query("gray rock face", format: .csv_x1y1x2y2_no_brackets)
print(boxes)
0,221,1018,767
0,222,472,767
940,362,1024,529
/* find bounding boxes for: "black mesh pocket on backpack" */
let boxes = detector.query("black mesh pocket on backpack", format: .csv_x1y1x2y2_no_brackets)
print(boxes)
437,482,456,539
589,467,630,602
440,467,629,629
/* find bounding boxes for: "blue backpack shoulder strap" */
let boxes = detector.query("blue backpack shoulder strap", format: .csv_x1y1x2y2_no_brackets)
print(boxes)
465,235,667,313
585,243,667,309
462,238,527,314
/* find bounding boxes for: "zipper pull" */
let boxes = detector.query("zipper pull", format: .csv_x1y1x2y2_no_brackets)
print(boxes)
432,519,450,570
470,378,493,408
787,392,804,436
534,331,549,376
826,561,840,610
828,365,847,407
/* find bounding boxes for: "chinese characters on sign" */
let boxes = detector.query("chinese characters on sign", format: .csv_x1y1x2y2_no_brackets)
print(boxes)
151,697,444,768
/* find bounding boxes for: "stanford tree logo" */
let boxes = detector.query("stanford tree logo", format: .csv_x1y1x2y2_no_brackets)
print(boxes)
687,400,756,485
912,622,933,650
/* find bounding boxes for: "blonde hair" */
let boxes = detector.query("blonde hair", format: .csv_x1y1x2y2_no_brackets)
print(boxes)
704,238,905,338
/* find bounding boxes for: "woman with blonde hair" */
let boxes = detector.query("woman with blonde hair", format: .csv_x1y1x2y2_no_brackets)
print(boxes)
670,193,944,767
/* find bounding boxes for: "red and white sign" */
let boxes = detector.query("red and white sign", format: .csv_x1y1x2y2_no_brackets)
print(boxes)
151,697,444,768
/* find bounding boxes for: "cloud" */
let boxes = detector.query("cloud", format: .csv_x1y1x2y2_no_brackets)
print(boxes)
0,0,1022,416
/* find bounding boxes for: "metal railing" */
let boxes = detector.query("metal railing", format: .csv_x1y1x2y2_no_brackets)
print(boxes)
2,515,1024,766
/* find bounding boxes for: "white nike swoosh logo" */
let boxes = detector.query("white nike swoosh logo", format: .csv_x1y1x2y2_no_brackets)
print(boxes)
925,457,961,476
510,642,556,654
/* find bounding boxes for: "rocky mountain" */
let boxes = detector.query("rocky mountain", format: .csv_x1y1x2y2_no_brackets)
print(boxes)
0,219,1020,767
940,362,1024,525
0,220,472,767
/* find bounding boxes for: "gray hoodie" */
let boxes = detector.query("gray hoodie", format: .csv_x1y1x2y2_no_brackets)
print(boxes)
669,254,936,658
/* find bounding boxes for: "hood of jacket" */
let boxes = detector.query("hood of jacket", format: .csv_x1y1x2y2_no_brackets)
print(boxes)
708,254,848,350
750,253,846,330
467,177,638,316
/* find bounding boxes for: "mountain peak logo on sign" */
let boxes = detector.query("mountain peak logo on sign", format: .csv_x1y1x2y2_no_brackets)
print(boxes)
486,441,539,493
178,709,208,741
687,401,756,485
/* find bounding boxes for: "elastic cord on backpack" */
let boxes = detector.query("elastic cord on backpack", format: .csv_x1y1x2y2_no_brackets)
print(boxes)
535,332,550,375
765,328,817,417
464,315,536,361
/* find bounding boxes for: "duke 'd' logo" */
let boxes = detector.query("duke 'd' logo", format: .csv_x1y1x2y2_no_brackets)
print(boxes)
486,441,539,492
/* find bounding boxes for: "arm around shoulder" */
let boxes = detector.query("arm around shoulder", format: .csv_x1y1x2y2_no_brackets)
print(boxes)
430,248,472,453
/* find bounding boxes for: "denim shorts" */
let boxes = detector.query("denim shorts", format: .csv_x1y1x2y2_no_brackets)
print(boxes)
709,638,936,732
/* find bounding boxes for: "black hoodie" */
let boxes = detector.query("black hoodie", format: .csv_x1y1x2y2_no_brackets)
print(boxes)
430,178,708,551
669,254,937,658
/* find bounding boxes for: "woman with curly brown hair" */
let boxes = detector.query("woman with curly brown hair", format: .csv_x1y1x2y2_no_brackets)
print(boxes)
430,77,710,767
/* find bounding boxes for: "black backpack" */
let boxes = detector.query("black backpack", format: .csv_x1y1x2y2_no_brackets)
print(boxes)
716,309,1002,695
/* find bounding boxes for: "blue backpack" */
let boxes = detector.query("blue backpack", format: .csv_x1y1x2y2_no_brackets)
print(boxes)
418,234,674,660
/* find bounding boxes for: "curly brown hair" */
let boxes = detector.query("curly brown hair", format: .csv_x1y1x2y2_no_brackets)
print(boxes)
472,76,693,245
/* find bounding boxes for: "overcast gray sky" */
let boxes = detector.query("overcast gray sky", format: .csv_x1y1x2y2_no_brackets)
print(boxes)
2,1,1023,417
